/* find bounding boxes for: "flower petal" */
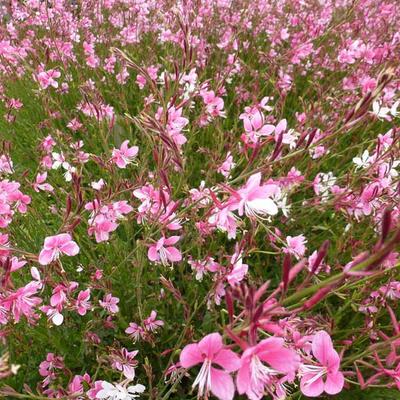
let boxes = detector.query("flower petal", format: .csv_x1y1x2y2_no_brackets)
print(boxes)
38,249,56,265
180,343,203,368
300,373,324,397
325,370,344,395
198,332,223,358
312,331,339,369
213,349,241,372
210,367,235,400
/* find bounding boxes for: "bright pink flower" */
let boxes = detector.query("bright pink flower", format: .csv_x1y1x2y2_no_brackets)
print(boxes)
2,281,42,323
242,111,275,143
99,294,119,314
148,236,182,265
88,214,118,243
38,233,79,265
180,333,240,400
111,140,139,169
236,337,300,400
300,331,344,397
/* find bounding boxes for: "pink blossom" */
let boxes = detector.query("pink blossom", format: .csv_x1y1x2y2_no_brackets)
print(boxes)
111,140,139,169
229,173,279,218
180,333,240,400
300,331,344,397
37,69,61,89
284,235,307,259
33,172,54,192
148,236,182,265
125,322,145,342
75,289,92,316
143,310,164,332
236,337,300,400
99,294,119,314
38,233,80,265
110,348,138,380
2,281,42,323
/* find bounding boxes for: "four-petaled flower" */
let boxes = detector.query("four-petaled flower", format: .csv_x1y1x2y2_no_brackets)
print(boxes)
180,332,241,400
38,233,80,265
300,330,344,397
147,236,182,265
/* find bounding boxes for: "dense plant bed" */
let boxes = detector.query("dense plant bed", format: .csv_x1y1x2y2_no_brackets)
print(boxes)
0,1,399,399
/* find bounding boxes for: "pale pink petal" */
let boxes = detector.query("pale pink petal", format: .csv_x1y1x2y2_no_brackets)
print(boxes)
246,173,262,190
213,349,241,372
163,236,180,245
56,233,73,245
166,247,182,262
325,370,344,395
180,343,203,368
259,124,275,136
210,367,235,400
38,249,56,265
60,241,79,256
300,373,324,397
148,246,159,261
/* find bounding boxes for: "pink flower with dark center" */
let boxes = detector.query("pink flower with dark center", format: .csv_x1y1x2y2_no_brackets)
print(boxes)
110,348,139,380
300,331,344,397
38,233,79,265
180,333,240,400
147,236,182,265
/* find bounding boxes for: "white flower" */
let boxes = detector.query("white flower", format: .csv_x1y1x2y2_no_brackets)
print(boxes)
353,150,371,169
372,100,399,120
96,381,145,400
91,178,105,190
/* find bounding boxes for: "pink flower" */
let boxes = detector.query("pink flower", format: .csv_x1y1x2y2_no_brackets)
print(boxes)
99,294,119,314
229,173,279,218
2,281,42,323
143,310,164,332
33,172,54,192
110,348,138,380
37,69,61,89
125,322,145,342
284,235,307,260
242,111,275,143
236,337,300,400
147,236,182,265
38,233,80,265
111,140,139,169
300,331,344,397
180,333,240,400
75,289,91,316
